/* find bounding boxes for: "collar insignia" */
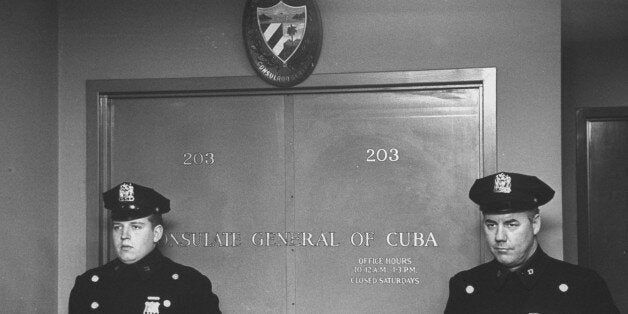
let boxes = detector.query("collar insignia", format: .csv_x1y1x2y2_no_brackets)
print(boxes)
119,183,135,202
493,173,512,193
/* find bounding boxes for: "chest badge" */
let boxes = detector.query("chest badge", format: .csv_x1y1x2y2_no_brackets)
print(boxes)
143,296,161,314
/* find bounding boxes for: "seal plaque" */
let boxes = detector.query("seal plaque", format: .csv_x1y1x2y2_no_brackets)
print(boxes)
243,0,322,87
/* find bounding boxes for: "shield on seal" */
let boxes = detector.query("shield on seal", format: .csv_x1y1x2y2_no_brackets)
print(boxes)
257,1,306,63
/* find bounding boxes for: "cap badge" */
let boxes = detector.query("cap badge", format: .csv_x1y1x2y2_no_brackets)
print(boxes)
119,183,135,202
494,173,512,193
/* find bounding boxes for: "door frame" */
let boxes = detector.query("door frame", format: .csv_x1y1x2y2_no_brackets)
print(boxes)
575,106,628,266
86,68,497,269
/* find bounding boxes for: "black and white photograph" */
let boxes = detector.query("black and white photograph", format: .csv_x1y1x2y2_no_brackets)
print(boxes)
1,0,626,313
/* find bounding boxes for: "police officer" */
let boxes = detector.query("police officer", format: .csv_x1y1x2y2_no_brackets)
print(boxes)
445,172,619,314
69,182,221,314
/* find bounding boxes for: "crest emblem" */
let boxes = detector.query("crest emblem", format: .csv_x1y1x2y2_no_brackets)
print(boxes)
243,0,322,87
143,296,161,314
119,183,135,202
257,2,306,63
493,173,512,193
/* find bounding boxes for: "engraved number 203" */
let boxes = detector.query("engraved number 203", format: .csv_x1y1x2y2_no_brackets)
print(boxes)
183,152,215,165
366,148,399,162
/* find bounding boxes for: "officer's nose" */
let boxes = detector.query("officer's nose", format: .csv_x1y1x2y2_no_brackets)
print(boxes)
121,226,131,240
495,225,507,242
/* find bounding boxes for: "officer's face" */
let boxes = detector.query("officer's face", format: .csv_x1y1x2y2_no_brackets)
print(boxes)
483,211,540,270
112,217,163,264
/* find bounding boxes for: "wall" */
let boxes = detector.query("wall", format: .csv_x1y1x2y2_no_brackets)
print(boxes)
0,0,58,313
58,0,561,312
561,0,628,263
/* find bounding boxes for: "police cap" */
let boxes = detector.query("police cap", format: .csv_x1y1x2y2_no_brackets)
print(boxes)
469,172,554,213
102,182,171,221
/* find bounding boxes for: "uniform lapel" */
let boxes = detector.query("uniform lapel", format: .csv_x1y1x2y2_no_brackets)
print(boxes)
515,246,549,290
134,249,165,281
492,246,550,291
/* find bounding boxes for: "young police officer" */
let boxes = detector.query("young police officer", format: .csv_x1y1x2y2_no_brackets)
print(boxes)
69,182,221,313
445,172,618,313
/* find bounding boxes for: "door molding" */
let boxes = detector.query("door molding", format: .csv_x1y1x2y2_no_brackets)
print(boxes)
576,106,628,266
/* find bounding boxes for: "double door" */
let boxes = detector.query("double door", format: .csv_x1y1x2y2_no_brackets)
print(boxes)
87,69,496,313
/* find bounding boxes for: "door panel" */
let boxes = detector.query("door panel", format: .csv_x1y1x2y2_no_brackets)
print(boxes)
109,95,288,312
293,89,482,313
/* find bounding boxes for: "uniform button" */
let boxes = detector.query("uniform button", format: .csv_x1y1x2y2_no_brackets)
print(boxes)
91,301,99,309
559,283,569,292
465,285,475,294
91,275,99,282
164,300,171,307
527,268,534,275
172,273,179,280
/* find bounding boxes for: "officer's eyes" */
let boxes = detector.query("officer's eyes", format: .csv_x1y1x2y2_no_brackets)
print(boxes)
507,222,520,228
485,223,496,229
112,225,143,231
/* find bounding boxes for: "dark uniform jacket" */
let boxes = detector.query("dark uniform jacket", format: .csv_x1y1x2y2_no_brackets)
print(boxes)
69,249,221,314
445,247,619,314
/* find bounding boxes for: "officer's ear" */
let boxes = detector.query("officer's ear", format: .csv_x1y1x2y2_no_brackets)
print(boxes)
152,224,164,243
532,213,541,235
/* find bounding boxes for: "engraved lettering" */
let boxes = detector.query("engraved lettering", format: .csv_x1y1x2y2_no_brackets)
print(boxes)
182,152,215,166
386,232,438,247
250,232,339,247
366,148,399,162
351,232,374,246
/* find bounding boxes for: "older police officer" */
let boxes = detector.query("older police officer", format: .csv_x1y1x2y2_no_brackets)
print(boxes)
69,182,221,314
445,172,618,314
